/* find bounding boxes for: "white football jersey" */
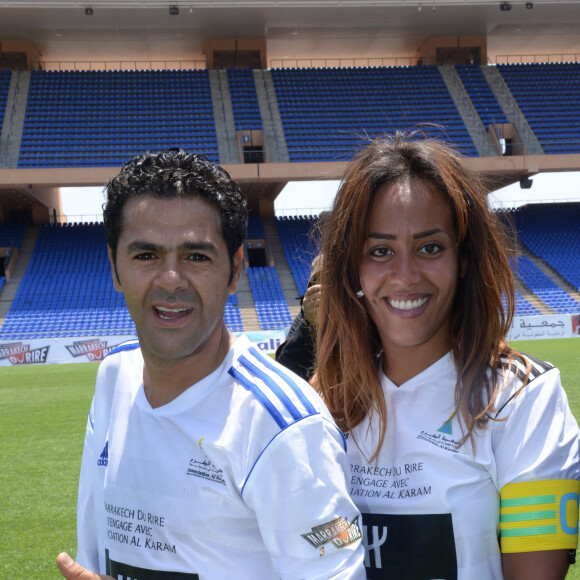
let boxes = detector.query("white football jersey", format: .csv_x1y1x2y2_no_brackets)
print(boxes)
347,352,579,580
76,335,365,579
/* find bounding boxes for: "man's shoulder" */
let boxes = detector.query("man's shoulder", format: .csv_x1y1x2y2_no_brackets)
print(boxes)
97,338,141,377
104,338,141,359
229,339,328,428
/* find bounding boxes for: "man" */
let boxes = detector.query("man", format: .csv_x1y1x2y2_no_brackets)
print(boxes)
57,150,365,579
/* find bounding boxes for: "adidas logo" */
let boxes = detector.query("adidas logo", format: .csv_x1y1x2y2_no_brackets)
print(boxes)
98,441,109,467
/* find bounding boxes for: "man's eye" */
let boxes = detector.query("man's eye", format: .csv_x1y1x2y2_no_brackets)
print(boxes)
189,253,209,262
135,252,156,260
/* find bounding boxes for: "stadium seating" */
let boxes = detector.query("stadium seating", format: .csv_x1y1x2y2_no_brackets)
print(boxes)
498,63,580,154
512,203,580,293
271,65,478,162
247,266,292,330
510,255,580,315
502,289,541,317
0,223,26,248
0,70,11,135
8,62,580,168
18,69,219,168
224,293,244,332
275,215,319,296
455,64,509,127
227,68,262,131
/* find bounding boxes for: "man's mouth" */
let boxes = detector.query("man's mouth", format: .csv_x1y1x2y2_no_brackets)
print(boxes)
154,305,192,320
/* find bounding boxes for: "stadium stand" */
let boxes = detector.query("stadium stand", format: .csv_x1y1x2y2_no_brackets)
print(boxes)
512,203,580,293
1,63,579,338
498,62,580,154
0,223,26,249
270,65,479,162
0,70,11,136
247,266,293,330
455,64,510,127
275,215,319,296
227,68,262,131
511,255,580,314
18,69,219,168
224,294,244,333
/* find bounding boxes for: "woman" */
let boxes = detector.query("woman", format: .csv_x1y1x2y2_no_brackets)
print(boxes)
313,132,579,579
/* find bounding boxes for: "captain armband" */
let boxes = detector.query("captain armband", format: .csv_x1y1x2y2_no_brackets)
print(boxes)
500,479,580,553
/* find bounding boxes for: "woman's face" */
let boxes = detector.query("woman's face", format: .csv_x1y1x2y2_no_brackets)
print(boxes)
359,178,464,371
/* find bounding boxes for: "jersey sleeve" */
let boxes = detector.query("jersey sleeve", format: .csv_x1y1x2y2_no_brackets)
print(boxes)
242,414,366,579
492,364,580,553
75,395,100,570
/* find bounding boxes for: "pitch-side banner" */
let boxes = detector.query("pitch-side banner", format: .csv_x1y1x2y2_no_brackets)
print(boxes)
1,316,578,366
507,313,579,341
0,330,287,366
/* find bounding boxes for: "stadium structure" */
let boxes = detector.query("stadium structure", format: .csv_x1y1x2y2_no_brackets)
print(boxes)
0,0,579,363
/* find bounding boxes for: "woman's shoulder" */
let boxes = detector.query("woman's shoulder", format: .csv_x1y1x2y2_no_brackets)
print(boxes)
493,351,560,418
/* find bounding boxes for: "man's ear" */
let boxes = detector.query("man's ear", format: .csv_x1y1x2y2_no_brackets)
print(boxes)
107,246,122,292
228,246,243,295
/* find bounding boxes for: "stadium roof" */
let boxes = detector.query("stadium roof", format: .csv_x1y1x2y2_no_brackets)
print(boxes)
0,0,579,66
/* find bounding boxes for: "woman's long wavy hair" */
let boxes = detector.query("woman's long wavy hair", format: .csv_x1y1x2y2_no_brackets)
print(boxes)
312,131,521,460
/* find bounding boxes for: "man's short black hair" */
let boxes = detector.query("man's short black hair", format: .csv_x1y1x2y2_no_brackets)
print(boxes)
104,149,248,268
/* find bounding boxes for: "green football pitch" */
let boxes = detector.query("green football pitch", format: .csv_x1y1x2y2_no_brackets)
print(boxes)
0,337,578,579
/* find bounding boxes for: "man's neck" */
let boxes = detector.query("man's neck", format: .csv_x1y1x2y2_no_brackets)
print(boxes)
142,325,235,408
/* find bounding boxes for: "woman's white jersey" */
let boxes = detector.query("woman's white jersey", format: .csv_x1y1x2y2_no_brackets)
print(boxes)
76,335,365,580
347,352,579,580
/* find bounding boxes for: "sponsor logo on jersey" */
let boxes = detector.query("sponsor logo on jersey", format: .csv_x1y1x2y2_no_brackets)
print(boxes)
0,341,49,365
98,441,109,467
417,414,460,453
105,549,199,579
361,512,457,579
301,515,362,555
66,339,119,361
437,411,455,435
186,458,226,485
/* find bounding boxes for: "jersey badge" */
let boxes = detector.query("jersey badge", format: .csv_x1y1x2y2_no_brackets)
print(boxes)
417,413,460,453
186,457,226,486
437,411,455,435
301,515,362,556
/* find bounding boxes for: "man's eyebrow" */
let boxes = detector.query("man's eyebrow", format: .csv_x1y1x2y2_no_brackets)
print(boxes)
125,240,218,253
368,228,451,240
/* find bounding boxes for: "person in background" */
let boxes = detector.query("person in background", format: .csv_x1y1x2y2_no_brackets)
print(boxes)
275,254,322,381
57,149,365,580
313,132,580,579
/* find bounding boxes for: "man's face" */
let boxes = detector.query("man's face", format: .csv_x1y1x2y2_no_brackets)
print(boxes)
108,195,241,366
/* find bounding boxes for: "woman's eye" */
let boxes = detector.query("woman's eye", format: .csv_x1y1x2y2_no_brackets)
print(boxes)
419,243,443,255
370,247,392,257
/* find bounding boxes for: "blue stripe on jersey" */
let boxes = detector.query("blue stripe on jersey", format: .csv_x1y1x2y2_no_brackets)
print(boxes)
247,346,317,415
104,338,140,359
238,354,303,422
229,366,288,429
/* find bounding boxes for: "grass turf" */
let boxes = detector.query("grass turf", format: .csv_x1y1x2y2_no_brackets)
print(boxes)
0,338,578,578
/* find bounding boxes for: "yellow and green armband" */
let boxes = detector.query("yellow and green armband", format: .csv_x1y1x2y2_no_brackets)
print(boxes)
500,479,580,553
